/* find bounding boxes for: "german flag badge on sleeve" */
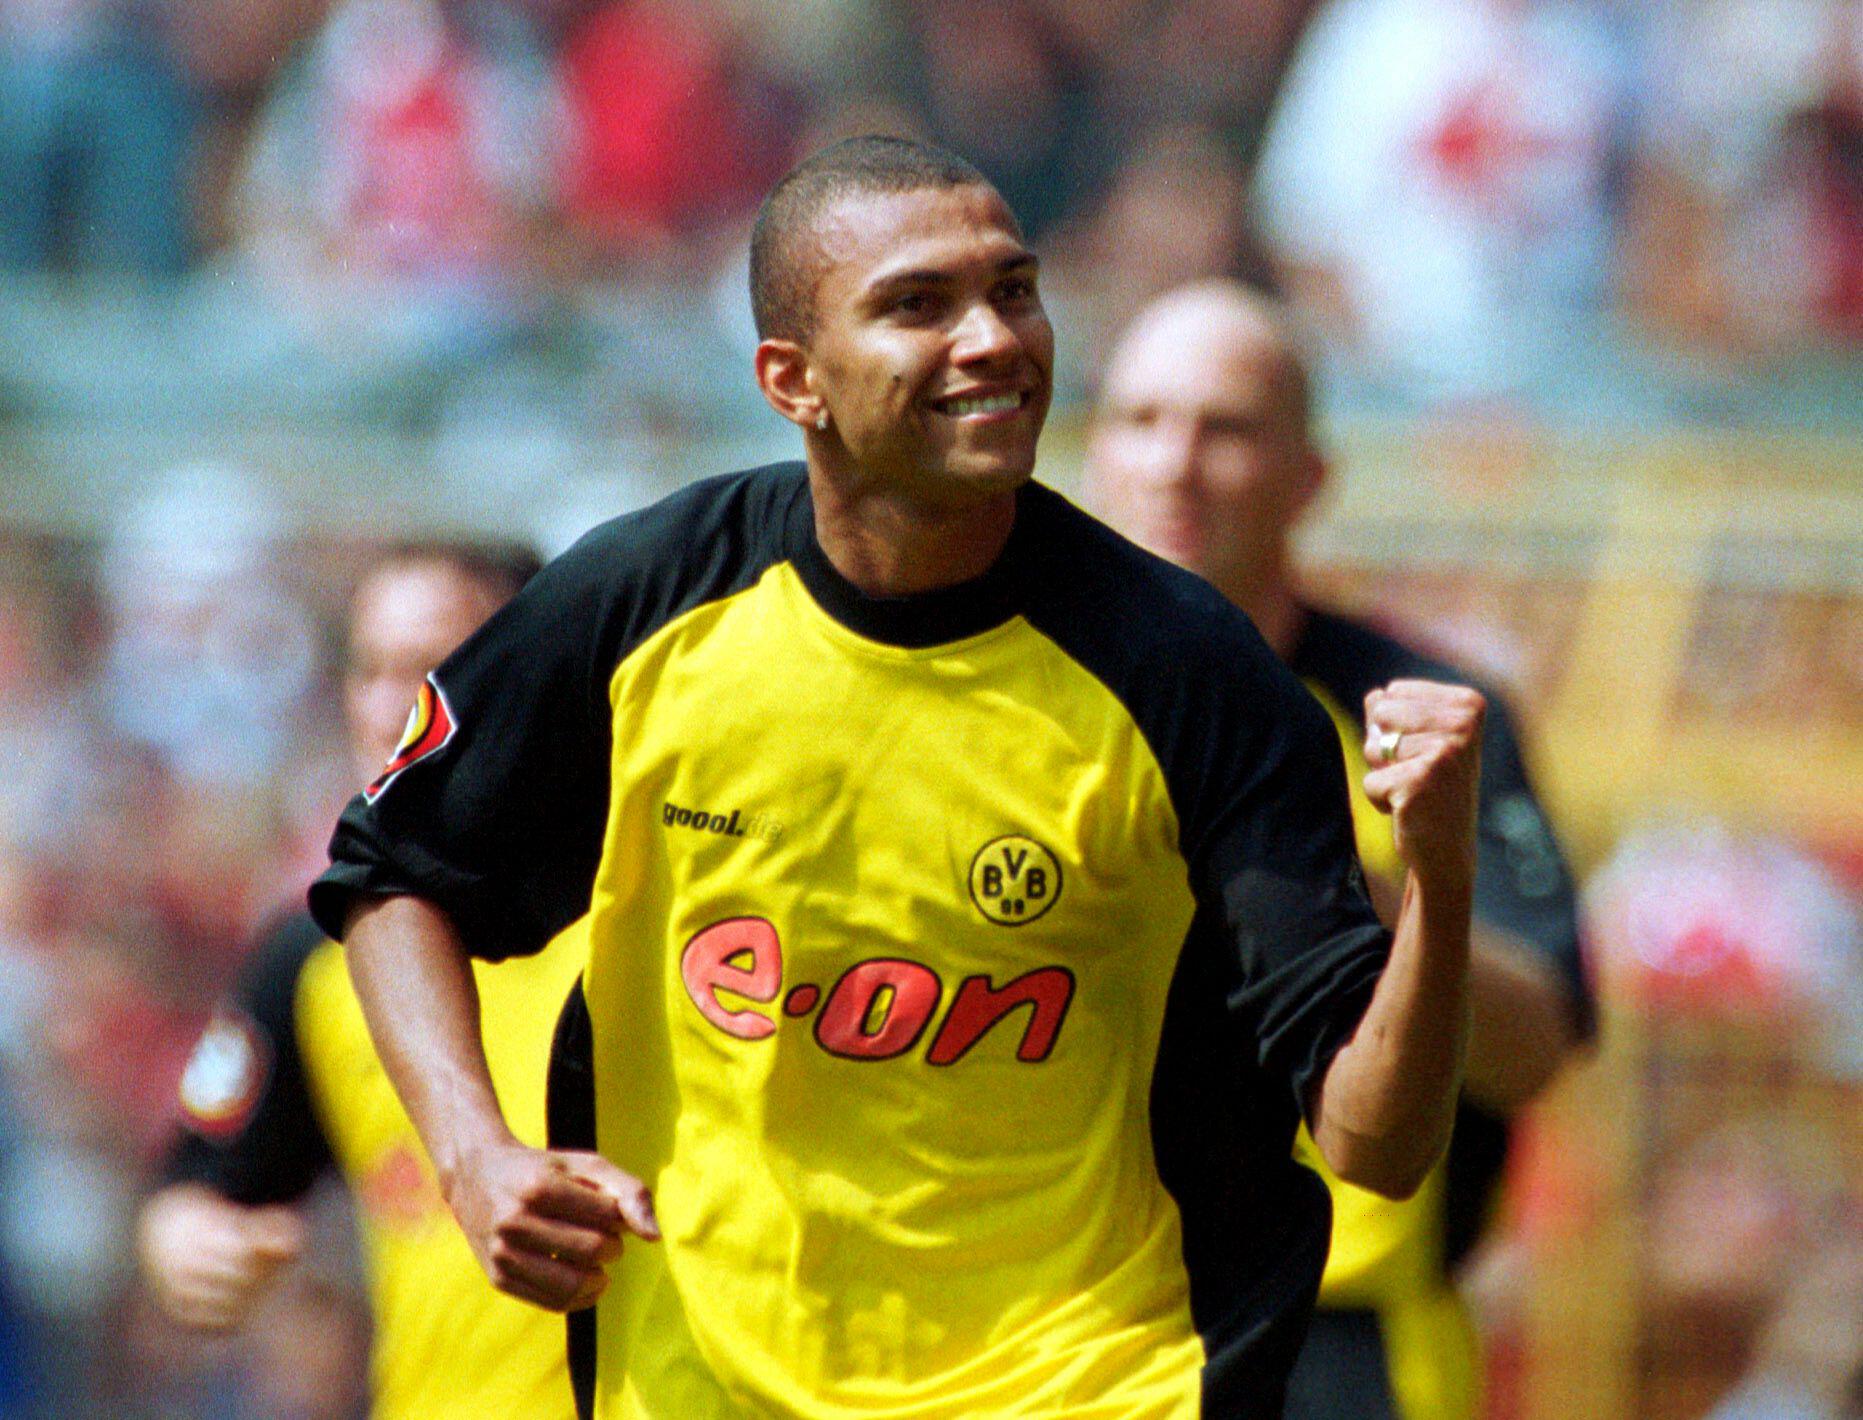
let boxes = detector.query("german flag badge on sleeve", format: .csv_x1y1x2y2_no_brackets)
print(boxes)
364,673,458,803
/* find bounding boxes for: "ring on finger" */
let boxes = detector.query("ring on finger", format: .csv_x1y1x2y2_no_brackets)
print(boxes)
1374,727,1402,764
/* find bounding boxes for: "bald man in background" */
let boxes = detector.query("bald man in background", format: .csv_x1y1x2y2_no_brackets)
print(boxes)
1085,281,1594,1420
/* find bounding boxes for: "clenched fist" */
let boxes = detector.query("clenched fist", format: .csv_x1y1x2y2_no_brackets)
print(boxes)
138,1184,306,1331
442,1141,659,1312
1361,679,1485,890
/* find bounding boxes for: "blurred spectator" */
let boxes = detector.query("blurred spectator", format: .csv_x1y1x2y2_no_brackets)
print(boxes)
0,514,372,1415
555,0,804,274
1254,0,1630,400
1587,821,1862,1043
1586,821,1863,1416
165,0,327,256
1082,0,1322,165
1623,0,1863,355
228,0,558,348
1705,1218,1863,1420
0,0,195,274
96,464,319,794
886,0,1114,240
1063,120,1272,347
1645,1121,1860,1420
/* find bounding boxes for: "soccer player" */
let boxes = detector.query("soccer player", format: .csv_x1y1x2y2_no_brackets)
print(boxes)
1085,279,1593,1420
137,540,586,1420
310,136,1486,1420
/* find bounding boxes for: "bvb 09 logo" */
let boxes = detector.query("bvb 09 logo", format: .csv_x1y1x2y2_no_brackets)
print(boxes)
969,835,1062,926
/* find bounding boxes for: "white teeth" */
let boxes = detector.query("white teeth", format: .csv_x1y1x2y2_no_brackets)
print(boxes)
946,393,1021,417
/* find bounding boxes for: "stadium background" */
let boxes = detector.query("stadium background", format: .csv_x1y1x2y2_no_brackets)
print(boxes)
0,0,1858,1416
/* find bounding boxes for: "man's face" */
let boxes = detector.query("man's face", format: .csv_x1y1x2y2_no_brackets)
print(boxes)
801,183,1054,506
1085,303,1320,601
342,561,505,784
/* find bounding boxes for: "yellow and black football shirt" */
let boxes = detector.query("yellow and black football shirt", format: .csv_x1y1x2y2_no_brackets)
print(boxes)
167,910,584,1420
311,462,1393,1420
1282,610,1592,1420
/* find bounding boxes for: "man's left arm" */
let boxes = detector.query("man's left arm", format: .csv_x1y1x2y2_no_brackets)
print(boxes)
1305,679,1484,1199
1355,687,1589,1115
1354,889,1575,1114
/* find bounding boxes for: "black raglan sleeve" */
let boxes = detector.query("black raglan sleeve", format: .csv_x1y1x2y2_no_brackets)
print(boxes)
308,465,800,961
1023,493,1390,1115
165,914,333,1204
1183,653,1391,1114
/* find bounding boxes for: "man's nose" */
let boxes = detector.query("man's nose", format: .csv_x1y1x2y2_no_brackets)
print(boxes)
1134,416,1201,488
951,300,1021,363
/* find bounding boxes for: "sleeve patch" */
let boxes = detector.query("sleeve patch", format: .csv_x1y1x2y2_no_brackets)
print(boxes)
364,673,458,803
178,1009,272,1137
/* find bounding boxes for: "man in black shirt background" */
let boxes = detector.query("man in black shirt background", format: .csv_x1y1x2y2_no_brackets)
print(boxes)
1086,278,1594,1420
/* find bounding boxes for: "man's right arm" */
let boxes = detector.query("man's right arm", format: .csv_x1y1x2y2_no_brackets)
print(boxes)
343,893,658,1312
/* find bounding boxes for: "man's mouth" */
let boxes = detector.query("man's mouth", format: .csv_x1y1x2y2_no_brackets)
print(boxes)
932,390,1028,418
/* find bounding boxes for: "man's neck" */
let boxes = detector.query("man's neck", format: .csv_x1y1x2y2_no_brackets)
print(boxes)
810,475,1020,597
1228,574,1306,660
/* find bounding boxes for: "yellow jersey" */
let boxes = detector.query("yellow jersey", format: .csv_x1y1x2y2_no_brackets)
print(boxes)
315,467,1396,1419
170,912,585,1419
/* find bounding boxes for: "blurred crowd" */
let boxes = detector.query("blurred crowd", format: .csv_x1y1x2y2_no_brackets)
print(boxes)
0,471,394,1416
0,2,1860,1418
0,0,1860,425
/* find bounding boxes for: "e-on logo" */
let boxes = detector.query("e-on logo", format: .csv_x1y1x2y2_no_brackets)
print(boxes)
968,835,1061,926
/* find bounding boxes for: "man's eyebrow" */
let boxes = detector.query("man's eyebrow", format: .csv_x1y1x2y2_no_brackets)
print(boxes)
864,251,1040,295
866,267,954,293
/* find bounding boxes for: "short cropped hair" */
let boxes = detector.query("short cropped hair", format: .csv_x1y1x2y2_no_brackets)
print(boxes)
748,135,999,342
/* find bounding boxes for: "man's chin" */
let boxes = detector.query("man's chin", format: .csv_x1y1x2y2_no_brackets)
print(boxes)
924,445,1039,496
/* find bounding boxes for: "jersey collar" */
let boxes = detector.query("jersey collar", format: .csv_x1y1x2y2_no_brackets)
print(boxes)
786,481,1034,649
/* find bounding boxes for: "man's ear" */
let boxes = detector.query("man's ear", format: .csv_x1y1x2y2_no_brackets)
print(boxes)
755,339,824,430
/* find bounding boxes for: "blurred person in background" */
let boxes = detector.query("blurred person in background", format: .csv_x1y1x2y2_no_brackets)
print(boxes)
553,0,805,276
1586,821,1863,1420
1084,280,1594,1420
227,0,559,351
164,0,326,256
137,539,591,1420
1252,0,1629,401
1083,0,1321,152
0,535,211,1413
1064,120,1273,346
1623,0,1863,355
0,0,195,274
886,0,1114,242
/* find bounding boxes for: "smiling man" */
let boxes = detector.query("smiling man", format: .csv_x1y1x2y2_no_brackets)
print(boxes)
310,137,1485,1420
